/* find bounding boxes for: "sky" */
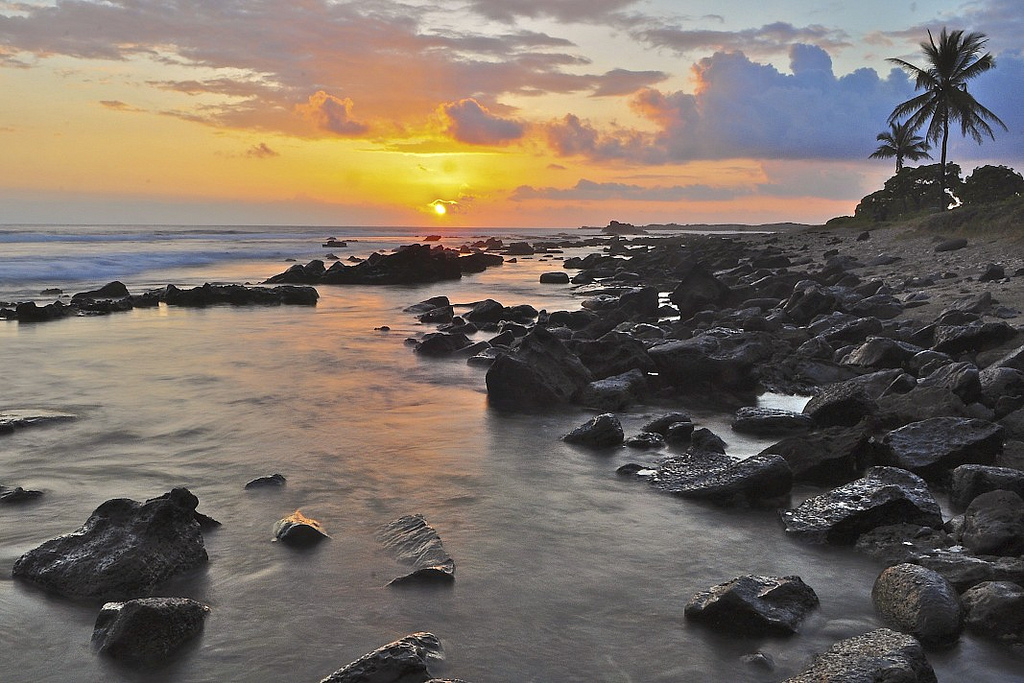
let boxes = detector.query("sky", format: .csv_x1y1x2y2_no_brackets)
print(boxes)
1,0,1023,227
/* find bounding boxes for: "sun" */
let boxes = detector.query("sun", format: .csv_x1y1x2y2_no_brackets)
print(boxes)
434,202,447,216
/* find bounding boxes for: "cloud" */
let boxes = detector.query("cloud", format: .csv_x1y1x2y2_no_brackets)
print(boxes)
98,100,142,112
634,21,851,58
591,68,668,96
296,91,368,136
511,178,745,202
438,99,525,145
544,45,918,164
245,142,279,158
465,0,640,23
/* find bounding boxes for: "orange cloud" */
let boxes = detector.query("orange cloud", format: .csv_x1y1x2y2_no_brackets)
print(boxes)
296,91,369,136
438,99,525,145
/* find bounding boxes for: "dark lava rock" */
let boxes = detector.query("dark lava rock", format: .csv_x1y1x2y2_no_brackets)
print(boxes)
570,332,655,380
731,407,814,436
0,409,76,435
539,271,570,284
932,321,1017,355
978,263,1005,282
960,490,1024,556
244,473,286,490
783,628,936,683
162,283,318,307
414,332,472,357
578,368,647,411
642,412,692,435
879,417,1003,481
648,330,771,399
418,305,454,324
270,244,470,285
915,549,1024,592
934,238,968,253
872,563,963,647
665,421,696,444
377,514,455,586
12,488,209,600
318,632,444,683
92,597,210,662
13,300,71,322
563,413,624,448
875,384,971,427
961,581,1024,644
802,381,877,428
842,337,922,369
780,467,942,545
759,424,872,486
72,281,130,300
918,361,981,403
0,484,44,504
667,261,732,319
506,241,535,255
691,428,727,454
950,464,1024,510
485,327,593,411
625,431,666,449
684,575,819,635
855,523,953,565
652,450,792,505
404,296,451,314
273,510,329,547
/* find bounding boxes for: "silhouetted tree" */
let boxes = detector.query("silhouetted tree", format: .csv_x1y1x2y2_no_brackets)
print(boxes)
869,120,932,172
888,28,1006,205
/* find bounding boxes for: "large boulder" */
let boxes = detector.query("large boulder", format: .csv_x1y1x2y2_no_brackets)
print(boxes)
377,515,455,586
960,490,1024,556
961,581,1024,644
570,332,655,379
879,417,1004,481
12,488,209,600
950,464,1024,510
872,563,964,647
578,369,647,411
932,321,1017,355
759,424,873,486
668,261,732,319
648,330,773,400
92,597,210,662
485,327,593,411
684,575,819,635
319,632,444,683
563,413,624,448
651,450,792,505
780,467,943,545
783,628,936,683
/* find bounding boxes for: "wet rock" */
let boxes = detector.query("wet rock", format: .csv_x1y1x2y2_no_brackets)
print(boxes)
731,407,814,436
578,368,647,411
690,428,727,454
539,271,570,284
244,473,286,490
72,281,131,300
960,490,1024,556
570,332,655,380
404,296,451,314
784,282,838,325
979,366,1024,413
665,421,696,444
92,597,210,662
12,488,209,600
506,241,535,255
802,381,877,428
915,549,1024,592
855,523,952,565
668,261,732,319
0,409,76,435
319,632,444,683
0,484,44,503
842,337,922,369
783,628,936,683
641,412,692,435
563,413,624,448
872,563,963,647
14,300,71,322
162,283,319,307
879,417,1003,481
485,327,593,411
875,384,971,427
780,467,943,545
950,464,1024,510
418,305,454,324
649,329,771,400
268,244,470,285
759,424,872,486
684,575,819,635
625,432,665,449
414,332,472,357
652,450,792,505
961,581,1024,644
377,515,455,586
917,361,981,403
274,510,329,547
932,321,1017,355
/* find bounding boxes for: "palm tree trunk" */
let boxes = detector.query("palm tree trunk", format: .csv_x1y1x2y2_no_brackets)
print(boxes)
939,110,949,209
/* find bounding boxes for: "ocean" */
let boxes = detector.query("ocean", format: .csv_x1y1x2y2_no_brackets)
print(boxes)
1,225,1021,682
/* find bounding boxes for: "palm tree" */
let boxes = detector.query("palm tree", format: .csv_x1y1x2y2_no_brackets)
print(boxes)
870,120,932,173
888,28,1007,203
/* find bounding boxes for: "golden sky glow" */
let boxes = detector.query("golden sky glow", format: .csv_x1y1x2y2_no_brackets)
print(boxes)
0,0,1021,226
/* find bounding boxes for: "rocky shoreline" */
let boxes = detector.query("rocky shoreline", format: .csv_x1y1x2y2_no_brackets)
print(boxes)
5,218,1024,680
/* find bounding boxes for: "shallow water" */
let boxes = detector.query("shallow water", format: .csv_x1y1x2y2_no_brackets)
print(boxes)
1,227,1022,682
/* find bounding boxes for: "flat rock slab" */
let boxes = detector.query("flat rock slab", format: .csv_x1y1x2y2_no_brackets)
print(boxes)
0,410,76,435
12,488,208,600
319,632,443,683
915,549,1024,592
784,628,936,683
780,467,942,545
93,597,210,662
880,417,1004,481
652,450,792,505
731,407,814,436
872,563,964,647
684,575,819,635
377,515,454,586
